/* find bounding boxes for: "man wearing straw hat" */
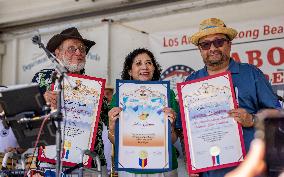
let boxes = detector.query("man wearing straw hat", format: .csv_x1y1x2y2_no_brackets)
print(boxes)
185,18,280,177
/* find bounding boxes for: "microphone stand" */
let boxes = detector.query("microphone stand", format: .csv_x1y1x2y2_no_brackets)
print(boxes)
53,74,63,177
32,35,73,177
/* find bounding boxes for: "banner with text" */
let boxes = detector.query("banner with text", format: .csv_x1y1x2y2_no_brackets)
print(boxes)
149,16,284,100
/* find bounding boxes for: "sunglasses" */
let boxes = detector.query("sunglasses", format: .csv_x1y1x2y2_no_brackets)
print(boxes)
198,38,229,50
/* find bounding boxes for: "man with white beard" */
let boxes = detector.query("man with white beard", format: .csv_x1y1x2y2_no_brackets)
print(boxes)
31,27,109,171
32,27,95,108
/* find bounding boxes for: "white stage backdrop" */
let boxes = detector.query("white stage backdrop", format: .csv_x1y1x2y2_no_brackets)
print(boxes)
149,16,284,100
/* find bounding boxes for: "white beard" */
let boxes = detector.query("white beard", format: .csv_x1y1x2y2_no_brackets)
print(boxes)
61,56,85,73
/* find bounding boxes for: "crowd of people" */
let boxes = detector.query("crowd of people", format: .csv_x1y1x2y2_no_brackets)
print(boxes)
0,17,283,177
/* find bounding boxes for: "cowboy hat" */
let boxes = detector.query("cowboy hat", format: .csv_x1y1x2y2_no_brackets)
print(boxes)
46,27,96,54
190,18,238,45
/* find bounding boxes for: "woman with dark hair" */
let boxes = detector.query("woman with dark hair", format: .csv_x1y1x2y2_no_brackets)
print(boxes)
108,48,179,177
121,48,162,81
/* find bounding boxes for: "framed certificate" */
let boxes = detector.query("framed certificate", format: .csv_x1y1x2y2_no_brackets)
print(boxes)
115,80,172,173
38,74,106,168
177,72,245,173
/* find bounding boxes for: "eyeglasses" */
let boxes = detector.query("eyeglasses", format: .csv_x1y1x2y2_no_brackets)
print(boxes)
198,38,229,50
65,46,86,54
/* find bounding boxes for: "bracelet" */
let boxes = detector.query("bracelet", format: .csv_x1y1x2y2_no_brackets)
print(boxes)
108,130,115,137
171,126,176,134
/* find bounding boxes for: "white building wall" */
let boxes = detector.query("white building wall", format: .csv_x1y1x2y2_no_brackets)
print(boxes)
110,23,149,86
2,39,19,84
125,0,284,33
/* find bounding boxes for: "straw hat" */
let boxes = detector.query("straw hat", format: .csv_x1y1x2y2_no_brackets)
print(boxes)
190,18,238,45
46,27,96,54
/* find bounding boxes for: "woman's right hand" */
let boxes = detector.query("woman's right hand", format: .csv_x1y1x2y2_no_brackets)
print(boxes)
108,107,122,133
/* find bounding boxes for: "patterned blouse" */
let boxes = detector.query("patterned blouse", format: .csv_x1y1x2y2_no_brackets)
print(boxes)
32,69,109,166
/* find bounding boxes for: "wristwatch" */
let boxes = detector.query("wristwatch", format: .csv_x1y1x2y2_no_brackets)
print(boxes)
251,113,257,126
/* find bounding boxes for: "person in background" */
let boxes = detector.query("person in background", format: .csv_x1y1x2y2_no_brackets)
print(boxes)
31,27,109,171
0,86,25,154
0,86,26,171
104,85,114,105
108,48,179,177
0,105,20,154
103,85,114,176
186,18,281,177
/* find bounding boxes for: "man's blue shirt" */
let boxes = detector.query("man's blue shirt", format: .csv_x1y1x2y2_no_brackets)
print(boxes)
185,59,280,177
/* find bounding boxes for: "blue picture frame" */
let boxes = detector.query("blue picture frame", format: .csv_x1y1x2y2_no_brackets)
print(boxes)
114,79,173,173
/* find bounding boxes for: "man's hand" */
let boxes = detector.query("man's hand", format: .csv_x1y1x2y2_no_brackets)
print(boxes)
228,108,254,127
44,91,58,109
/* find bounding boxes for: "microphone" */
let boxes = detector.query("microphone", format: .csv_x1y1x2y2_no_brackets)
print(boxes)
32,35,41,45
278,95,284,102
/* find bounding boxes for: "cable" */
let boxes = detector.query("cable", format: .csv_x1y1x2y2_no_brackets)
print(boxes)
112,20,149,35
24,114,50,177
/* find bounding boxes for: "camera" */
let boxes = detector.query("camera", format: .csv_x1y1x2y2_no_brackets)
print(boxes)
254,109,284,177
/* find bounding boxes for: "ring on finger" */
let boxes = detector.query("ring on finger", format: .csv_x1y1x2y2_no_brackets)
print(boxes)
168,115,174,119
